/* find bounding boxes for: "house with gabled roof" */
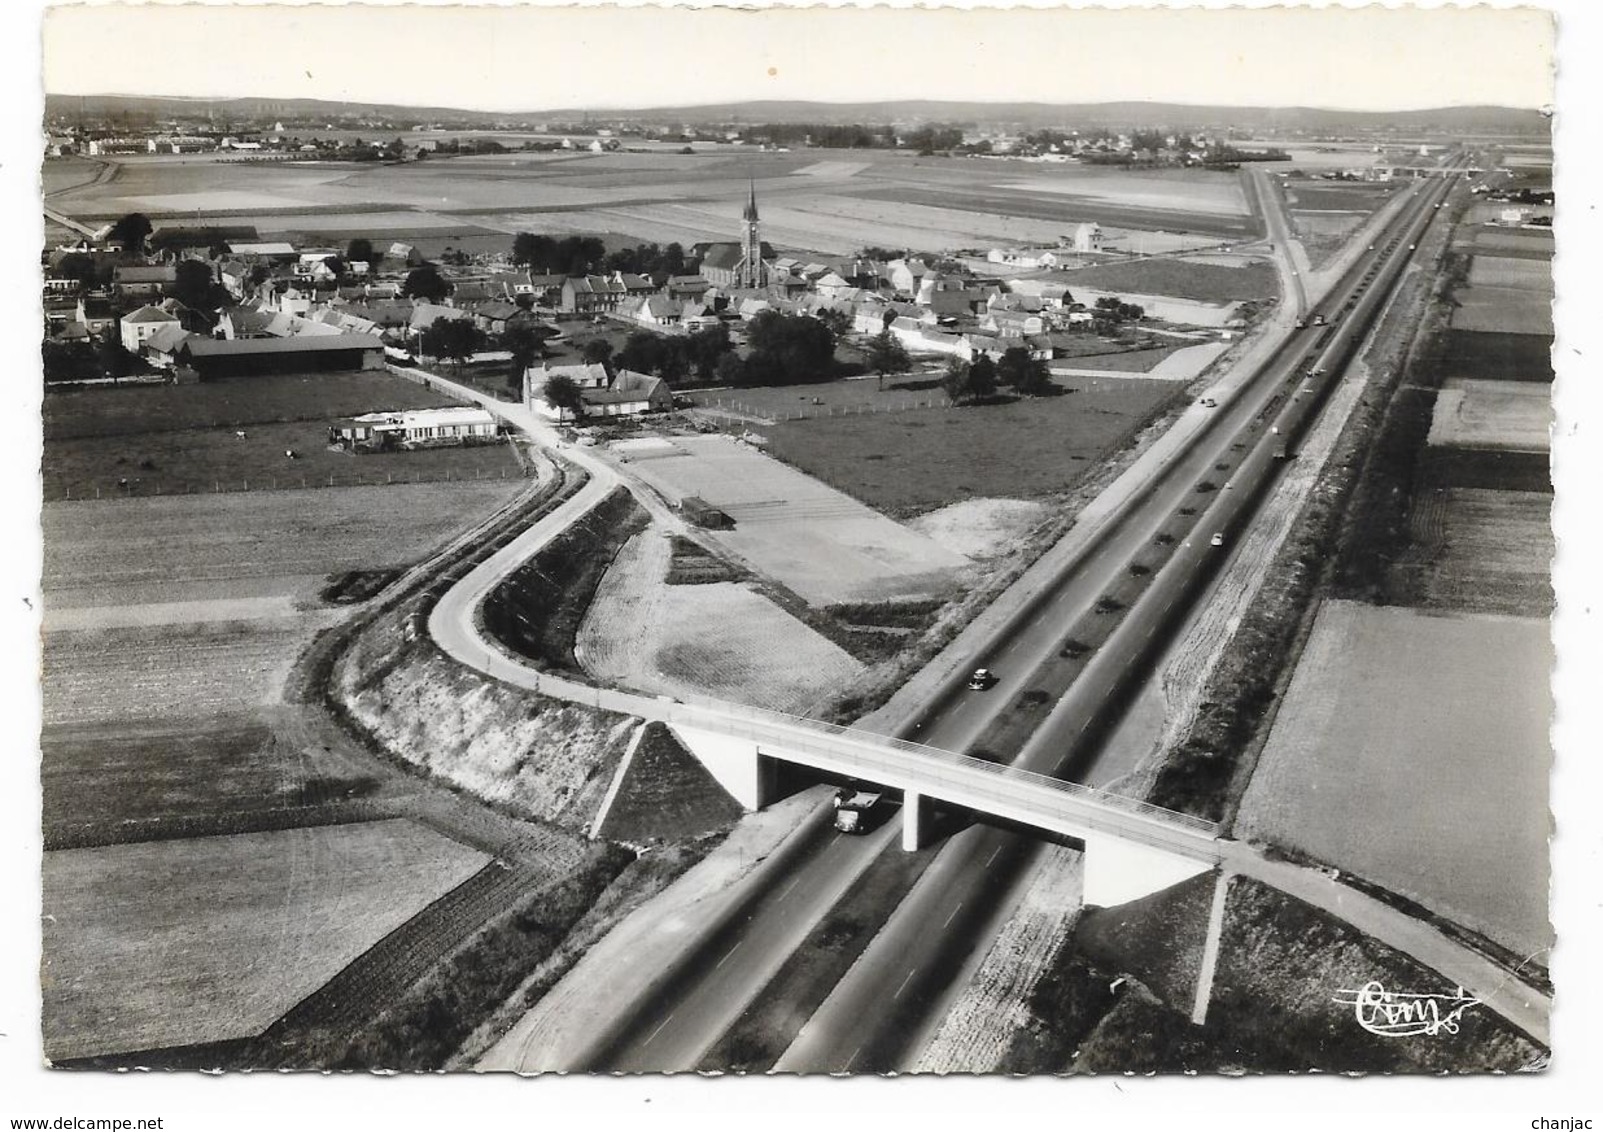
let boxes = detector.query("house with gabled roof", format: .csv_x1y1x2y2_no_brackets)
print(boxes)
118,304,182,354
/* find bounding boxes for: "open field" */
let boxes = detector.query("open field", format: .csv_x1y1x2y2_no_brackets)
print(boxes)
576,525,863,712
42,819,489,1060
1468,255,1552,291
619,434,970,603
1056,257,1276,303
1449,284,1553,336
44,617,329,727
44,373,459,440
908,498,1054,560
762,377,1182,517
43,372,524,501
49,149,1260,257
1236,600,1552,959
1472,227,1554,259
1427,378,1550,452
39,713,408,849
43,482,521,609
1399,487,1552,615
1441,329,1553,381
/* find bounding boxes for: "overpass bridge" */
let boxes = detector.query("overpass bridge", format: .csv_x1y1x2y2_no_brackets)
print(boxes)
419,422,1221,908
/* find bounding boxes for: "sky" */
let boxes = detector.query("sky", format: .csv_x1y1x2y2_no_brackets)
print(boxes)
41,2,1555,115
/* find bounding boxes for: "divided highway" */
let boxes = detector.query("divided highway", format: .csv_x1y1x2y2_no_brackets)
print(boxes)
568,172,1461,1072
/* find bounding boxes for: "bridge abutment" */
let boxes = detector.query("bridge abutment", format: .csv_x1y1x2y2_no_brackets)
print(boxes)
1081,833,1213,907
901,790,931,851
668,725,777,810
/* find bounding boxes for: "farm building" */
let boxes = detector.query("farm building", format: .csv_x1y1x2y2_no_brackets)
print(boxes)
528,366,672,421
176,333,384,378
680,496,735,530
329,406,501,452
112,264,177,303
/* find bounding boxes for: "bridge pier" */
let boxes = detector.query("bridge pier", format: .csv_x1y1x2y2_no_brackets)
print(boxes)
667,725,777,810
901,791,931,851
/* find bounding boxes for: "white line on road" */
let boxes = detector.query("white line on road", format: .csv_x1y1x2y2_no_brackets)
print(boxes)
643,1012,675,1047
777,875,802,901
715,942,740,970
942,901,964,929
845,1044,865,1072
894,969,918,1000
986,846,1003,867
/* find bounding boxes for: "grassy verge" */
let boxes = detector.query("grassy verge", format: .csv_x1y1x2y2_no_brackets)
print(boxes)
480,487,649,672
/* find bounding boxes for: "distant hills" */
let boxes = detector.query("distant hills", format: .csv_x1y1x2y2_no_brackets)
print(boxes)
44,93,1550,137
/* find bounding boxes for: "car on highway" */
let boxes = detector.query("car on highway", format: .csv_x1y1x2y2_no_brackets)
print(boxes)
967,667,996,691
1199,397,1218,408
1210,532,1225,548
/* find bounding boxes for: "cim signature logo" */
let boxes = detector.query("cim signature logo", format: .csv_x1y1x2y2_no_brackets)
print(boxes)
1332,981,1482,1038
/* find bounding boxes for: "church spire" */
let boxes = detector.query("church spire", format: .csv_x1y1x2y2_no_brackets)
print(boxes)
739,178,764,288
743,179,760,222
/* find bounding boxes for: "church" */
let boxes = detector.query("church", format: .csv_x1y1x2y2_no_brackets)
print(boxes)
697,182,774,289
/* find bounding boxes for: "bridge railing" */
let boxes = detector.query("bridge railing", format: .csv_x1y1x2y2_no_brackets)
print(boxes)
662,690,1223,839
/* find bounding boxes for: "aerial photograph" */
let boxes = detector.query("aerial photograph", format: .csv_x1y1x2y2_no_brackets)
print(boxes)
6,0,1594,1124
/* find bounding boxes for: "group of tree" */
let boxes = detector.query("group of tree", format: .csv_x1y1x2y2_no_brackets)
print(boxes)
615,323,733,384
172,259,230,313
1094,296,1145,323
402,263,453,303
511,233,608,277
864,329,912,389
721,310,839,386
602,241,692,278
107,212,153,252
739,123,898,150
902,125,965,154
942,345,1053,405
419,317,485,370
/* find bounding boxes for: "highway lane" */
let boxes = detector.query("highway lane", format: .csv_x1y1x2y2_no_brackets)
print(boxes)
772,176,1458,1073
586,190,1440,1072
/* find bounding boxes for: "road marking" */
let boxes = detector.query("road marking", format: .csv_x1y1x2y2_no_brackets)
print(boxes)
643,1012,675,1047
942,901,964,928
986,846,1003,867
845,1043,866,1072
894,968,918,1000
715,942,740,969
777,875,802,901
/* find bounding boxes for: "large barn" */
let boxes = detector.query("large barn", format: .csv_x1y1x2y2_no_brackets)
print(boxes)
176,334,384,378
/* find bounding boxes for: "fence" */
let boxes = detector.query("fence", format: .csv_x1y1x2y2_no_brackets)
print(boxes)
693,395,955,423
53,464,530,502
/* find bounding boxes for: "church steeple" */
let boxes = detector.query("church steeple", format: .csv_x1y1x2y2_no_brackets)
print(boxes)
739,179,764,288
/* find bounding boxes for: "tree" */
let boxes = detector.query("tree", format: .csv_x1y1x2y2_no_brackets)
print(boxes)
107,212,152,252
541,373,585,420
54,252,101,288
865,329,911,390
745,311,836,384
173,259,220,311
502,322,549,389
684,322,732,382
941,358,973,404
346,238,376,265
968,353,999,400
42,339,101,384
403,263,452,303
581,339,615,366
815,307,851,344
616,331,666,376
714,352,747,386
420,317,482,370
997,346,1051,395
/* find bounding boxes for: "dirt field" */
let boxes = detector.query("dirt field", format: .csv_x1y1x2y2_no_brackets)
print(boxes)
576,525,863,712
42,819,488,1060
43,371,522,502
1057,258,1278,303
762,377,1182,517
619,434,970,603
1236,600,1552,960
907,498,1054,560
1441,329,1553,382
1427,378,1551,452
42,482,520,608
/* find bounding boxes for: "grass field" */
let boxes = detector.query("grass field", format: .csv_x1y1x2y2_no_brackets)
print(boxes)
42,371,523,501
1056,258,1277,303
42,819,488,1060
1441,329,1554,381
1468,255,1552,291
1427,378,1551,452
1236,600,1552,959
763,377,1182,516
